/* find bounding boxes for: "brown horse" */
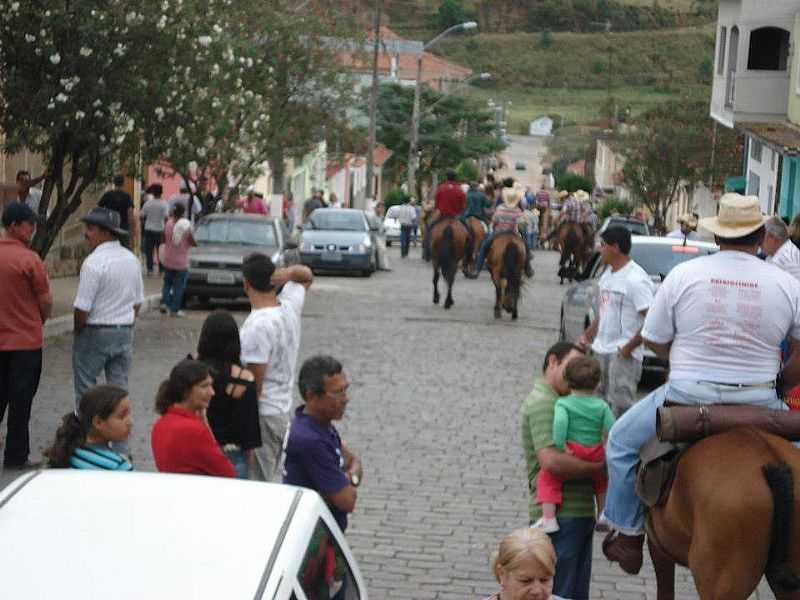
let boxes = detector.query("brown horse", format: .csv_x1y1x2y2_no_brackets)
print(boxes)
648,429,800,600
463,216,487,275
486,232,526,320
557,222,588,284
430,218,471,309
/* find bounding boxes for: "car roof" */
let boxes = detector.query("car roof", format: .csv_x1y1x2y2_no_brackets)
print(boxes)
605,216,645,224
631,235,717,250
200,213,278,224
0,471,309,598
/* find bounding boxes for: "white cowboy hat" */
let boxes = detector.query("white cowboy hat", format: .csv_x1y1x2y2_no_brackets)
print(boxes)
502,185,524,208
558,190,569,199
699,193,767,238
574,189,590,201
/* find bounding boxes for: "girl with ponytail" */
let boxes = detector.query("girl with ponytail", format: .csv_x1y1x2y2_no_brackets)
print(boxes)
45,385,134,470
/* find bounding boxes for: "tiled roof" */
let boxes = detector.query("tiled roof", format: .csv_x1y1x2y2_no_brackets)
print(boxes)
738,121,800,155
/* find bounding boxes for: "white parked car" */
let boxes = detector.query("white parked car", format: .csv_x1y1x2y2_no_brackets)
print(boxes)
382,205,402,246
0,470,368,599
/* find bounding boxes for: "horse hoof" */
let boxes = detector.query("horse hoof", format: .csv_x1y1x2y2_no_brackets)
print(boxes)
444,299,453,309
512,312,518,320
494,310,501,319
433,296,439,305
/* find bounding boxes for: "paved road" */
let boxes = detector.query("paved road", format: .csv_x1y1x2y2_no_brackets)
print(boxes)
1,246,774,599
496,134,548,189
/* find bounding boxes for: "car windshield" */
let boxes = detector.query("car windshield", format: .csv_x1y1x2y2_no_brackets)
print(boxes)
310,211,366,231
630,243,715,280
608,220,649,236
195,219,276,246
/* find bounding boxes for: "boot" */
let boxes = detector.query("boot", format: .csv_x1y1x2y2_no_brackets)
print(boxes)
602,531,645,575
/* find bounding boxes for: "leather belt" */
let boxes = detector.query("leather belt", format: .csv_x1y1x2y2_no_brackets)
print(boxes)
697,380,776,390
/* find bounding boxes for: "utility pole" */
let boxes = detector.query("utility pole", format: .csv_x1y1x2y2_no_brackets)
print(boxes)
407,55,424,201
365,0,383,204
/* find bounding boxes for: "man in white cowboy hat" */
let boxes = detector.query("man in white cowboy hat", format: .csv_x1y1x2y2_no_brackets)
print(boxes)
470,184,533,278
666,212,700,241
73,207,144,424
601,193,800,575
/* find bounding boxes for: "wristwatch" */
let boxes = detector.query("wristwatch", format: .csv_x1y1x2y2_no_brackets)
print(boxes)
350,473,361,487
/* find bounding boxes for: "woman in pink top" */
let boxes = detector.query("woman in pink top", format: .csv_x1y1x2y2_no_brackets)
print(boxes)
159,203,196,317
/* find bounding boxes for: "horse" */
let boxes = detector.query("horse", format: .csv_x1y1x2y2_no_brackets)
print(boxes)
647,429,800,600
485,232,526,320
557,222,587,284
430,218,471,310
463,216,488,275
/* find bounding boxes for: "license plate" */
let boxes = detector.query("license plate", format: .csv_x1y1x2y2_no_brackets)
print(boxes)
321,251,342,262
207,271,236,284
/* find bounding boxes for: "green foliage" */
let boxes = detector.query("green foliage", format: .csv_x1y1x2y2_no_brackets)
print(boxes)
555,173,593,194
376,82,505,192
455,160,479,182
384,188,411,211
591,59,606,75
697,54,714,84
597,197,633,220
434,0,472,30
538,29,553,49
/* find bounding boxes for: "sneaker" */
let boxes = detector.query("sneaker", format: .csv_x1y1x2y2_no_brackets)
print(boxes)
532,517,560,534
170,310,187,318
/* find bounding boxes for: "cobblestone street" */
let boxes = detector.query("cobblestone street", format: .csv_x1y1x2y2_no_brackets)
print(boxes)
0,246,774,599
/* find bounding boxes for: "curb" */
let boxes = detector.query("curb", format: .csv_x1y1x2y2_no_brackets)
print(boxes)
43,294,163,340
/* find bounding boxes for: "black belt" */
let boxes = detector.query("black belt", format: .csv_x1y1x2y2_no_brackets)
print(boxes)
87,324,133,329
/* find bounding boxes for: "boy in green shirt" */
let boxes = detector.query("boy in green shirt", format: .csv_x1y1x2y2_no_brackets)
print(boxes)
534,356,615,533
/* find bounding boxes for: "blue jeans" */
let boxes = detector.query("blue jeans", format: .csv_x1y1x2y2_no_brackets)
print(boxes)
400,224,413,257
161,269,188,313
602,379,785,535
548,517,594,600
474,233,495,274
527,231,538,250
223,448,249,479
143,230,162,274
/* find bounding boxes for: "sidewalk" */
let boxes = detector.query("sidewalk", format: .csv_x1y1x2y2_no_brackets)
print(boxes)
45,274,164,338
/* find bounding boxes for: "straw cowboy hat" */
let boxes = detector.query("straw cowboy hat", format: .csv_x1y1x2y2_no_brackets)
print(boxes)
502,185,524,208
574,189,590,202
699,193,767,238
678,212,699,229
558,190,569,199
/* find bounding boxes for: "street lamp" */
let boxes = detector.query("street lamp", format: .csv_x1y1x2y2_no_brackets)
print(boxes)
406,21,478,199
422,72,490,116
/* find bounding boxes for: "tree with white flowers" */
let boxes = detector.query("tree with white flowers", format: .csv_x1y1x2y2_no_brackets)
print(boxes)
0,0,361,258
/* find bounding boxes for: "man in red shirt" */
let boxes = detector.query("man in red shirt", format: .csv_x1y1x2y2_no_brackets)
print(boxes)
0,203,52,468
424,170,468,258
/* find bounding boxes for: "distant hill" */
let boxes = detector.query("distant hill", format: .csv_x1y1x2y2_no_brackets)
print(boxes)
378,0,718,37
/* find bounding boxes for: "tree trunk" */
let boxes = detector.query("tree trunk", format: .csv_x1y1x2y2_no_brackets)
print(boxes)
269,148,286,196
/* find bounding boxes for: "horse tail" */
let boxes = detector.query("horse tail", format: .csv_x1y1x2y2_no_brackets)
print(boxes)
438,225,456,277
502,240,522,296
763,462,800,591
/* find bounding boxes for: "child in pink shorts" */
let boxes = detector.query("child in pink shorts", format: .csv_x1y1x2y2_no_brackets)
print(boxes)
534,355,615,533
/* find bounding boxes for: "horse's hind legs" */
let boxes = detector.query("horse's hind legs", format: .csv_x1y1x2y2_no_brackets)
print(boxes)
432,268,440,304
494,283,501,319
444,271,455,309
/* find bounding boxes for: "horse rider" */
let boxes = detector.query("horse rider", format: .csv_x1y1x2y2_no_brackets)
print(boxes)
666,212,700,241
460,182,492,230
424,170,468,257
470,184,534,278
599,193,800,576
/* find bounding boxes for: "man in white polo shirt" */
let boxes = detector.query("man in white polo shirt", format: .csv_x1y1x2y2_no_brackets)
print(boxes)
580,226,654,417
762,216,800,282
601,194,800,575
73,208,144,407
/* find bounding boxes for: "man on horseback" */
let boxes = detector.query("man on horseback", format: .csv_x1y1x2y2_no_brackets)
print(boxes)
470,185,534,278
460,182,491,229
601,194,800,575
423,170,467,259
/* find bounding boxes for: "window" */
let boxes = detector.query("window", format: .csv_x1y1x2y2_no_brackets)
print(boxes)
768,184,774,209
750,139,763,163
717,27,727,75
747,27,790,71
298,519,361,600
771,151,777,172
748,171,761,196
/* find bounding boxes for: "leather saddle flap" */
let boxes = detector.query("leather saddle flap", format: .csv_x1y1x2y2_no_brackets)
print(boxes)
636,437,684,508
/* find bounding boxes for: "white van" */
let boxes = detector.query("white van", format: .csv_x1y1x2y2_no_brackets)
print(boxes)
0,470,368,599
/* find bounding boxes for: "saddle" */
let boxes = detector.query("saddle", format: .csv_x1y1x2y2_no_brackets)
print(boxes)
636,403,800,508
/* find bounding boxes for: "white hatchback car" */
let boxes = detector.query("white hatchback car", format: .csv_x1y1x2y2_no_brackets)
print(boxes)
381,205,402,246
0,470,368,599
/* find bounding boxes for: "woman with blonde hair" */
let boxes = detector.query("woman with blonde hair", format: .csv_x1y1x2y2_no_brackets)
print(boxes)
484,527,564,600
